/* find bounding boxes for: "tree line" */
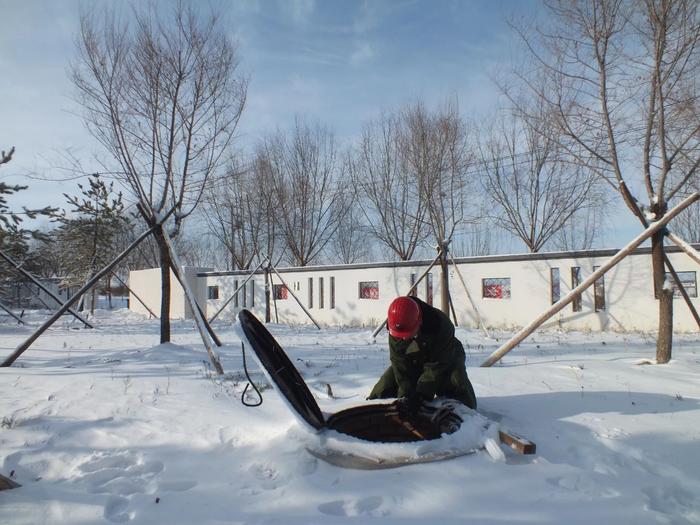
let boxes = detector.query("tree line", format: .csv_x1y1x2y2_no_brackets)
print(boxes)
1,1,698,364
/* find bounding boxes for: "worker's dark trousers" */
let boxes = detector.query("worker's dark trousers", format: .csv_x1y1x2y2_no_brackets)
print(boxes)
367,342,477,410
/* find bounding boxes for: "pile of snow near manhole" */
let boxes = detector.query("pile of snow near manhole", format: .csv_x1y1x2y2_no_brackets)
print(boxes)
297,404,502,469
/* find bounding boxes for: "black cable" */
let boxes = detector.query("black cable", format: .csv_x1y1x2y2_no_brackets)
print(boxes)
240,341,263,407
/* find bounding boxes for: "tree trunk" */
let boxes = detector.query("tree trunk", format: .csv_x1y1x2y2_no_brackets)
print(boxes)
651,229,673,363
154,226,172,343
439,243,450,316
107,275,112,310
264,267,271,323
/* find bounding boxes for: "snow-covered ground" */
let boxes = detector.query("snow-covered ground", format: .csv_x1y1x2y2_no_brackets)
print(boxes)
1,309,699,524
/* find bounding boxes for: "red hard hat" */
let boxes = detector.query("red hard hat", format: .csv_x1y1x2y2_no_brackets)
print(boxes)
387,296,422,339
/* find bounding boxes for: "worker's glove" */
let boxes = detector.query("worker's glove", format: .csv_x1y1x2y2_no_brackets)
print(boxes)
396,394,424,418
429,406,463,434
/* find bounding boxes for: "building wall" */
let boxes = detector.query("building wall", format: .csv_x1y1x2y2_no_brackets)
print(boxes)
130,248,700,333
201,250,700,332
128,267,211,319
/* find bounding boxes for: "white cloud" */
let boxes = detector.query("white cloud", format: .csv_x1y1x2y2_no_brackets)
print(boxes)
350,42,375,65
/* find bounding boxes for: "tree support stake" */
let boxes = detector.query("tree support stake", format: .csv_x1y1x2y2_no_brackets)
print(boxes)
480,192,700,367
0,249,94,328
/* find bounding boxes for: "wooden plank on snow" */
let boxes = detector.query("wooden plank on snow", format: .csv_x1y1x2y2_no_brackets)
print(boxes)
499,430,536,455
0,472,20,490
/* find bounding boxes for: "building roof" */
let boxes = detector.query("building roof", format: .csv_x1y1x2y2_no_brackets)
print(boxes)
197,244,700,277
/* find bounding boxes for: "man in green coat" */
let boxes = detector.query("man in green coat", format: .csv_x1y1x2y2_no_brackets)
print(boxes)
368,295,477,410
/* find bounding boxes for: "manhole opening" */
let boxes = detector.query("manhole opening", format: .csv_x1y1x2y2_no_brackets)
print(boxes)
326,404,449,443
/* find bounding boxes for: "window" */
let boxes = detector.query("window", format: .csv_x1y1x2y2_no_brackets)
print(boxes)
207,285,219,300
426,273,433,305
234,280,239,308
319,277,324,309
665,271,697,298
308,277,313,308
273,284,288,300
571,267,582,312
359,281,379,300
550,268,560,304
330,276,335,309
242,282,247,308
249,280,255,307
410,273,418,297
482,278,511,299
593,266,605,311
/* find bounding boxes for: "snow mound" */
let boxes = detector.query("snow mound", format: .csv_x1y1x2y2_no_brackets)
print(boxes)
294,404,500,469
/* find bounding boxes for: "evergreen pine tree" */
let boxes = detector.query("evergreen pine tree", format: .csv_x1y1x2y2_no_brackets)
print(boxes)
56,174,128,312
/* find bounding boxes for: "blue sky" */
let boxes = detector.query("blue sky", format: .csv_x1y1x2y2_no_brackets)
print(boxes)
0,0,640,250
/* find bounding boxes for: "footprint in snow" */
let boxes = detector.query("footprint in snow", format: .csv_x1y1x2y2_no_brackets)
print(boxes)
104,496,133,523
75,451,164,523
547,474,620,499
318,496,385,517
643,483,700,523
159,480,197,492
248,461,282,490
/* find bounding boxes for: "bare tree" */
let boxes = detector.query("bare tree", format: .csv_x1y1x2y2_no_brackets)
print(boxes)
673,196,700,244
551,203,607,251
328,176,371,264
403,100,472,251
453,215,500,257
174,227,220,268
351,112,427,261
263,119,346,267
71,4,247,342
402,100,474,312
477,108,601,253
511,0,700,362
202,152,280,270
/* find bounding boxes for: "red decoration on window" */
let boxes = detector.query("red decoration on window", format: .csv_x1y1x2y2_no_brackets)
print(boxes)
273,284,288,300
359,281,379,300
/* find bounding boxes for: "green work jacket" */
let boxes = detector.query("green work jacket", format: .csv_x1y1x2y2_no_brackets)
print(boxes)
388,297,464,400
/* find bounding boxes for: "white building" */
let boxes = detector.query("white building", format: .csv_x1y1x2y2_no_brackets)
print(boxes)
128,246,700,333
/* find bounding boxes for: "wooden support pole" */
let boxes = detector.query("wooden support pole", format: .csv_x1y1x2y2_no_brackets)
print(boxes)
271,265,280,324
663,252,700,330
268,264,322,330
616,198,700,333
664,256,700,328
0,250,94,328
111,272,158,319
264,266,272,323
370,251,443,339
667,231,700,267
449,254,491,339
207,259,266,323
0,300,24,324
168,264,222,347
1,224,158,367
480,192,700,367
160,230,224,375
439,241,450,316
660,232,700,330
447,290,459,327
